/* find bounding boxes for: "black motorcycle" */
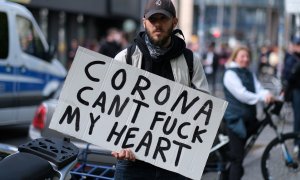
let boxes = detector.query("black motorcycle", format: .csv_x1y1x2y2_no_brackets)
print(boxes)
0,137,79,180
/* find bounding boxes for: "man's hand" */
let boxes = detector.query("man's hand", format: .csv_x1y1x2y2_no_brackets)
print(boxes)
111,149,136,161
264,92,275,104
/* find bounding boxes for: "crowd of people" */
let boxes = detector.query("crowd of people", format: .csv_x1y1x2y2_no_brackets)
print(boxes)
66,28,130,70
257,44,280,77
64,0,300,179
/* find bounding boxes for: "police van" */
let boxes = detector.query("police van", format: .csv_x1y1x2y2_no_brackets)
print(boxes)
0,0,66,126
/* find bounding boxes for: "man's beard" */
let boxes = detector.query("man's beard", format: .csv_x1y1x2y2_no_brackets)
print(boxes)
145,27,173,47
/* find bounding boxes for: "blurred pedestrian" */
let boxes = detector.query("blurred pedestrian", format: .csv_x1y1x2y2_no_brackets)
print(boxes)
120,31,130,49
187,35,199,52
223,46,274,180
258,45,270,77
99,28,122,58
268,45,279,76
67,38,79,70
202,41,219,95
219,42,231,70
218,43,231,85
282,36,300,155
112,0,209,179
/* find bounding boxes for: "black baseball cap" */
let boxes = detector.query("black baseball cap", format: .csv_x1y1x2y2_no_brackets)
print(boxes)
144,0,176,19
292,36,300,45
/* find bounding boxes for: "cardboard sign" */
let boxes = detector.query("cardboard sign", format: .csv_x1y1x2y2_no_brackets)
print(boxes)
49,47,228,180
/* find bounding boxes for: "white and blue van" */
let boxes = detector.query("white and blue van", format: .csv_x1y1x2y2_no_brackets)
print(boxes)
0,0,66,126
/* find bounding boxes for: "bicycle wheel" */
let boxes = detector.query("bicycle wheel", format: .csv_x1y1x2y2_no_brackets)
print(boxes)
261,132,300,180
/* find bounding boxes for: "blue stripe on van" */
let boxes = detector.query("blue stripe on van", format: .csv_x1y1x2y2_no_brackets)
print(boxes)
0,64,65,93
0,65,15,93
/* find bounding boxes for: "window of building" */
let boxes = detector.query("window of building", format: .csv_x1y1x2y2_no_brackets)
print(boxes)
16,15,46,60
0,12,9,59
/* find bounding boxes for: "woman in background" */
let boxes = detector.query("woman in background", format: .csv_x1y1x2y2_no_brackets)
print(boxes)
223,46,274,180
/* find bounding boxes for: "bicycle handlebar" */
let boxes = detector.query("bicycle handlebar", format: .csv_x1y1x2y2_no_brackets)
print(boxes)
263,100,283,116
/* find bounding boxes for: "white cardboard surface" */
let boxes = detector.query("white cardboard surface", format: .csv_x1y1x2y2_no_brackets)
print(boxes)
49,46,228,180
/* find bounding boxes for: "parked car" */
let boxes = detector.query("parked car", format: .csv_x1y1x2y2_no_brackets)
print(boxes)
29,85,116,165
0,0,66,126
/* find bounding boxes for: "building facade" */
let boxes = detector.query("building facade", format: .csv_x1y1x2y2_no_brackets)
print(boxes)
10,0,286,65
193,0,283,49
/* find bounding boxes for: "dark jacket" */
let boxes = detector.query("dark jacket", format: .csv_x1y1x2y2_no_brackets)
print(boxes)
202,52,219,73
223,68,256,138
99,41,122,58
282,53,300,101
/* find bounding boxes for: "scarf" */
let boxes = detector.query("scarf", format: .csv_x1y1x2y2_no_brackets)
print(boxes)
134,31,186,72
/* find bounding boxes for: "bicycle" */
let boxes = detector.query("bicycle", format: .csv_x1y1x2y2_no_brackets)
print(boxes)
235,100,300,180
260,102,300,180
227,100,300,180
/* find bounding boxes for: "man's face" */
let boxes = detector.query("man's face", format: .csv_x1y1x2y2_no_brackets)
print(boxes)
143,13,178,47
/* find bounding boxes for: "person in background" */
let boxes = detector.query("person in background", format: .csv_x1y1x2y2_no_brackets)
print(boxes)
112,0,209,179
67,38,79,70
223,46,274,180
120,31,130,49
219,42,231,71
202,41,219,95
258,45,270,77
99,28,122,58
282,36,300,156
187,34,200,52
268,45,279,76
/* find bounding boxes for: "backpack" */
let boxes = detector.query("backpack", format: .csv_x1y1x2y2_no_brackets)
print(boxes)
125,44,194,83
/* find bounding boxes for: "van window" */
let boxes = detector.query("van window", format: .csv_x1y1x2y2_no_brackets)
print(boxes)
16,15,46,60
0,12,9,59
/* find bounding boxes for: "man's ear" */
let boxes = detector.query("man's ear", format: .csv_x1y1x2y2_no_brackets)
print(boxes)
142,18,146,29
173,17,178,29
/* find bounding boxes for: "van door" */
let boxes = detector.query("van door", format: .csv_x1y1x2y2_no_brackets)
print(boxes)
14,15,49,124
0,10,18,125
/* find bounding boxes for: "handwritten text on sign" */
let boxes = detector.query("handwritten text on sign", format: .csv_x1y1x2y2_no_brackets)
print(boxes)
49,47,228,180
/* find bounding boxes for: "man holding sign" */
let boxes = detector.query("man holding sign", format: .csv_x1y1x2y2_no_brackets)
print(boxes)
49,0,228,179
113,0,209,179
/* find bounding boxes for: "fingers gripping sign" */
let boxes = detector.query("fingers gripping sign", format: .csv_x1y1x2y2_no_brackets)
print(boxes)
111,149,136,161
